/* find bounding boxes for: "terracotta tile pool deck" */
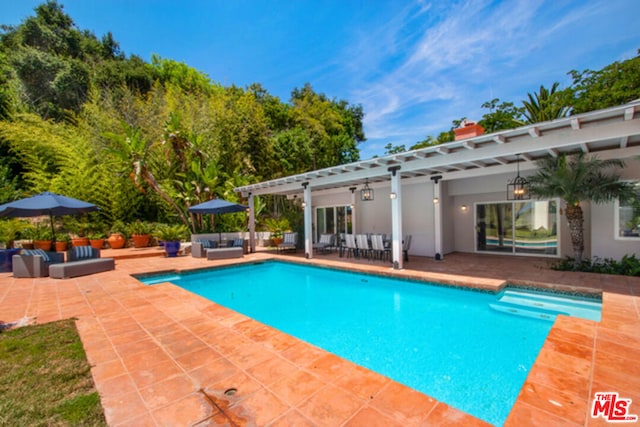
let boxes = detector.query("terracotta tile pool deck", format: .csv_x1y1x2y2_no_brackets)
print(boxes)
1,248,639,426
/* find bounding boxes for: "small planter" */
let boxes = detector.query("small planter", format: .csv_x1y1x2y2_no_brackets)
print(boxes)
21,242,34,249
164,241,181,257
107,233,126,249
131,234,151,248
55,241,68,252
34,240,53,251
72,237,90,247
89,239,105,250
271,237,283,246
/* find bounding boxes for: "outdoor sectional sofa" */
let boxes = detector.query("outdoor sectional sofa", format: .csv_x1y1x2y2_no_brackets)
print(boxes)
12,249,64,278
12,246,115,278
49,247,115,279
191,233,246,260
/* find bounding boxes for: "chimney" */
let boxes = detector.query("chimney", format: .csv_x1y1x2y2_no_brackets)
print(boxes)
454,119,485,141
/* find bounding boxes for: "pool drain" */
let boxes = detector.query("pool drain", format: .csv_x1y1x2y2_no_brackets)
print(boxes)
224,388,238,396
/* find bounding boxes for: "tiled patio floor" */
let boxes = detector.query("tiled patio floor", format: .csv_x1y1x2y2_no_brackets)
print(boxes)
1,248,639,426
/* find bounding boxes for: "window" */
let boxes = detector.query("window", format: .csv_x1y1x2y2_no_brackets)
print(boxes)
616,182,640,240
476,200,558,256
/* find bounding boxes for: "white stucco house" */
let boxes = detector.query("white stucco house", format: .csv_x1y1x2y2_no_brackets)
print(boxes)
236,101,640,269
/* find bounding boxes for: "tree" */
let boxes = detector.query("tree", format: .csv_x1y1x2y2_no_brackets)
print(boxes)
105,125,191,228
528,153,635,268
478,99,524,133
521,82,570,124
384,143,407,155
290,83,362,169
564,51,640,114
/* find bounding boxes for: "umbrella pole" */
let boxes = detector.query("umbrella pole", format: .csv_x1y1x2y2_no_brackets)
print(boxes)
49,211,56,245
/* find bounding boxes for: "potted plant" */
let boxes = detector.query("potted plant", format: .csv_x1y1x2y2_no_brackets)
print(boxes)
127,220,153,248
55,233,71,252
67,217,91,247
17,223,35,249
264,217,290,246
0,219,26,250
32,222,54,251
0,219,24,272
107,220,128,249
88,232,106,250
154,224,188,257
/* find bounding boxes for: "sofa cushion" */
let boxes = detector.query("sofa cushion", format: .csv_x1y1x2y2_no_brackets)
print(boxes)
199,239,218,249
232,238,244,247
22,248,50,262
49,258,115,279
73,245,94,260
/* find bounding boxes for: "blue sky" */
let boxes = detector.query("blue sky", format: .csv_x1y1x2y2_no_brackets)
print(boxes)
2,0,639,159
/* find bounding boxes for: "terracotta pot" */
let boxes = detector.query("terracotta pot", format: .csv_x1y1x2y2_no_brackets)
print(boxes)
89,239,105,250
72,237,90,247
55,241,68,252
131,234,151,248
271,237,283,246
34,240,53,251
107,233,126,249
22,242,34,249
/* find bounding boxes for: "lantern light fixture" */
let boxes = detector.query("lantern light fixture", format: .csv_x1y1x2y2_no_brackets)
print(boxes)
361,179,374,201
507,154,530,200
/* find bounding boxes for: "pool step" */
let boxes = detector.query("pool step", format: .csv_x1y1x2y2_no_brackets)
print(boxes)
490,289,601,322
142,275,182,285
489,301,565,321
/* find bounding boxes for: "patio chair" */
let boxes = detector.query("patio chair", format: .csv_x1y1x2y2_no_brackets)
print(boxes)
313,234,334,254
403,235,412,262
12,249,64,278
371,234,388,261
356,234,373,259
277,232,298,253
342,234,357,258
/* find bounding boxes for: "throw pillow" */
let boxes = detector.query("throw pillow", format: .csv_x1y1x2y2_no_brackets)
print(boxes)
73,245,94,260
22,248,50,262
199,239,212,249
232,238,244,248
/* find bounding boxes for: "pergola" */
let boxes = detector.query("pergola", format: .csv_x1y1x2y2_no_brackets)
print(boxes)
236,101,640,269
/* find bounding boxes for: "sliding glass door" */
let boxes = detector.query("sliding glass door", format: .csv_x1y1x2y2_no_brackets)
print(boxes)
316,206,352,241
476,200,558,256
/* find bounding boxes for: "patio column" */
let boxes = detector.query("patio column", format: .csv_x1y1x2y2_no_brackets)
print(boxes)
431,176,443,260
349,187,357,234
302,182,312,259
248,193,255,253
389,166,403,269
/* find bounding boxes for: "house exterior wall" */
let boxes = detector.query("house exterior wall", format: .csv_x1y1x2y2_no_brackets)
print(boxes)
308,158,638,260
447,173,582,258
590,158,640,260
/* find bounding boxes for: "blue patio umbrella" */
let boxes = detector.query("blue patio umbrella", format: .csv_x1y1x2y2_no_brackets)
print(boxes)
187,199,247,215
188,199,248,241
0,192,100,242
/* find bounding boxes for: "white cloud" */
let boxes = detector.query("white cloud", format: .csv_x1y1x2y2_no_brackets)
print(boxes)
344,0,556,147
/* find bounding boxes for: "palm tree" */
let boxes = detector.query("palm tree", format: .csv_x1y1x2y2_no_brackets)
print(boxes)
521,82,571,124
528,153,635,268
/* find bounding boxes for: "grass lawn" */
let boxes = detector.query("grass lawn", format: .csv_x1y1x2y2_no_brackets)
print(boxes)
0,319,106,426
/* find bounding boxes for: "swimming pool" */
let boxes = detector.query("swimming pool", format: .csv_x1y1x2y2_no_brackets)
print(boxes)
138,261,600,425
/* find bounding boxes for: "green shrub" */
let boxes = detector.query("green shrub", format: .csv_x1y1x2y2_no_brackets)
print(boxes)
154,223,188,242
552,254,640,276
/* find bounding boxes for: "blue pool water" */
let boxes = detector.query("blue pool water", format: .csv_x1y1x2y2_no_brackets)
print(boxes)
138,261,598,425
